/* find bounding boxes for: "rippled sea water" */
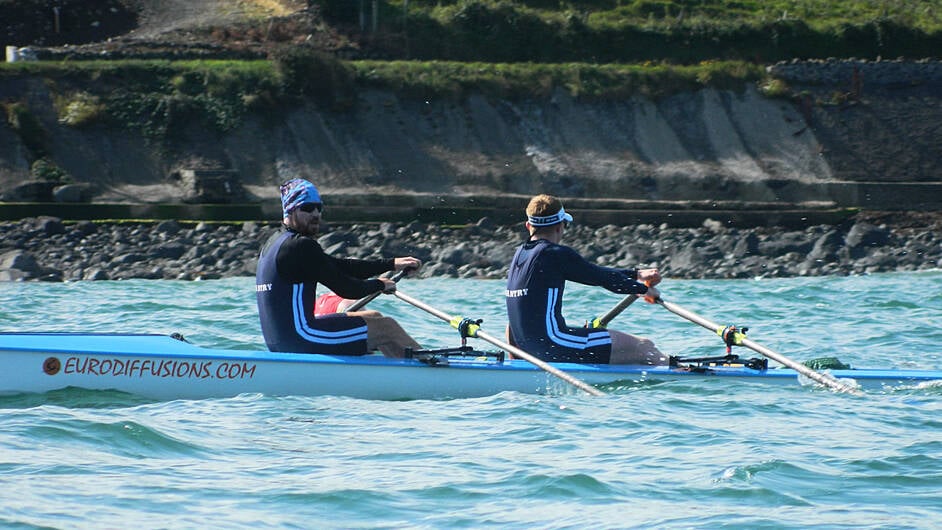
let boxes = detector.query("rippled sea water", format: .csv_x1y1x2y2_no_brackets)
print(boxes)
2,272,941,529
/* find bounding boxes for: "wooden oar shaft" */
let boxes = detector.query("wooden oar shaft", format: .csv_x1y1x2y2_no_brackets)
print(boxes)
393,290,605,396
597,294,639,328
656,298,860,394
344,270,408,313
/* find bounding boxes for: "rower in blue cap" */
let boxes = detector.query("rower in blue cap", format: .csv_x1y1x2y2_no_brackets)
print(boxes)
256,178,423,357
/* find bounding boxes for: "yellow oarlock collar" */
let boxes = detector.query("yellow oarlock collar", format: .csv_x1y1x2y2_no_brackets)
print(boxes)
450,316,481,338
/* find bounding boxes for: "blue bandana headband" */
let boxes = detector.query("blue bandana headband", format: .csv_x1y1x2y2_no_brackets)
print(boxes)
527,206,573,227
280,179,322,219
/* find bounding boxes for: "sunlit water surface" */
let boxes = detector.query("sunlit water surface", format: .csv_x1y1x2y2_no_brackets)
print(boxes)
1,272,941,528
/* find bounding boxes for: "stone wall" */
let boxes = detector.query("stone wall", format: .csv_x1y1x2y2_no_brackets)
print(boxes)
768,58,942,86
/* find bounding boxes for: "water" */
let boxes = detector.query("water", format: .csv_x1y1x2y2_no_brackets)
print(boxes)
1,272,941,529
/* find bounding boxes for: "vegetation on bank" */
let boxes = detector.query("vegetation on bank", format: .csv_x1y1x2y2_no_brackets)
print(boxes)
6,0,931,178
317,0,942,62
0,56,765,148
5,0,940,63
351,60,762,100
2,59,274,144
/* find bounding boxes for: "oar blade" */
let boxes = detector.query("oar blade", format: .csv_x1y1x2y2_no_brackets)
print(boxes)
656,298,861,395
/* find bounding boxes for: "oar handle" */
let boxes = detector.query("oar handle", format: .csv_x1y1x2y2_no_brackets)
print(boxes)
593,280,654,328
594,294,639,328
655,297,861,395
344,269,408,313
393,290,605,396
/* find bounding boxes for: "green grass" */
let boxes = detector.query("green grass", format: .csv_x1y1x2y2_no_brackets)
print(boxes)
1,60,283,140
0,57,769,142
0,56,766,104
0,59,278,92
316,0,942,62
404,0,942,32
351,60,764,100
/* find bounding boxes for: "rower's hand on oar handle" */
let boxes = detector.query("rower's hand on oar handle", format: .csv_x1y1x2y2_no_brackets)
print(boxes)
394,256,423,277
643,284,660,304
637,268,661,286
634,268,661,303
380,278,398,294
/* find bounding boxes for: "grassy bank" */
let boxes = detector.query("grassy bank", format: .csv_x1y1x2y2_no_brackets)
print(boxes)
1,57,765,144
319,0,942,62
5,0,940,64
350,59,763,99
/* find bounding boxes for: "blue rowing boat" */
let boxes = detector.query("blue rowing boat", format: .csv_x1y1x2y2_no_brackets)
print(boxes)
2,332,940,400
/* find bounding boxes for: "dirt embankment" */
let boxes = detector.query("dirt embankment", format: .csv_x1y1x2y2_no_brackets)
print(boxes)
2,73,940,210
1,1,940,211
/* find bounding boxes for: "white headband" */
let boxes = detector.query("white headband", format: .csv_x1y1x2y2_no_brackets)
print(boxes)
527,206,574,227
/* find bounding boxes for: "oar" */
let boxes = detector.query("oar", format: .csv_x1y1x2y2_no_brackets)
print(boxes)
589,280,655,328
589,294,640,328
393,290,605,396
654,297,861,395
344,269,408,313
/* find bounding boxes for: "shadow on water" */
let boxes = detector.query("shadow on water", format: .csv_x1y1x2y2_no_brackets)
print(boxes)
0,387,157,410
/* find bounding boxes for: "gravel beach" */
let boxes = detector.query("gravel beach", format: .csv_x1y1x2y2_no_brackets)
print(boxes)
2,211,940,282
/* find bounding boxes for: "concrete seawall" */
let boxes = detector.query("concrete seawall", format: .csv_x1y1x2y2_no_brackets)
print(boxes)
2,185,941,228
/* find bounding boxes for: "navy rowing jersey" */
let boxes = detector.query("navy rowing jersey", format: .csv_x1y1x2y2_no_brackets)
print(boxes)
505,238,648,363
256,229,392,355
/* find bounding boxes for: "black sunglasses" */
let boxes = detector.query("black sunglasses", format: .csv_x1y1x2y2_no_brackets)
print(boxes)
298,203,323,213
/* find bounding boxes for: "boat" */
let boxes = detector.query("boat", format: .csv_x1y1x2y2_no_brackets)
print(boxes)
2,332,941,400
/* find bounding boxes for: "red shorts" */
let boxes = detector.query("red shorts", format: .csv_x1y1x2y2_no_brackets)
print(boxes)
314,292,346,316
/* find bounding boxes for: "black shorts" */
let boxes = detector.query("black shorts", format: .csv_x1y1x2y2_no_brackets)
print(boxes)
284,314,370,356
518,336,613,364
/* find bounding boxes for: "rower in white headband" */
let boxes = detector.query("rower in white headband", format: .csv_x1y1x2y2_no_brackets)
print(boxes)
527,206,574,227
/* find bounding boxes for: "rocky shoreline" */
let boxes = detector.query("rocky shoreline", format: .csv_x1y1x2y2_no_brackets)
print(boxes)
2,211,941,282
